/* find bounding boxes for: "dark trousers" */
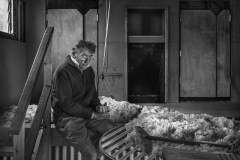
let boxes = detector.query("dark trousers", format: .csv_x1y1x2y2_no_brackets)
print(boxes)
54,116,117,159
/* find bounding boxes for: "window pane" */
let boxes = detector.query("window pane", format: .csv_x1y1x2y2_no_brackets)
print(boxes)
0,0,13,34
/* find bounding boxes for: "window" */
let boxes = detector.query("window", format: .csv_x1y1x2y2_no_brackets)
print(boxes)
0,0,17,39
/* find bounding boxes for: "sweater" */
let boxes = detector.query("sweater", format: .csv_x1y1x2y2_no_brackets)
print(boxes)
51,55,101,120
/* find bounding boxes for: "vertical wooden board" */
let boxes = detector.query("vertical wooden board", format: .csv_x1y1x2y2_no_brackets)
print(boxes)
84,9,98,79
180,10,216,97
98,42,124,100
232,0,240,43
231,44,240,102
13,120,25,160
47,9,83,73
217,10,230,97
232,74,240,102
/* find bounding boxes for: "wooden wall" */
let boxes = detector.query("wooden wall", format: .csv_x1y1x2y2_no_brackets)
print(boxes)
0,38,26,108
98,0,179,102
26,0,46,103
231,0,240,102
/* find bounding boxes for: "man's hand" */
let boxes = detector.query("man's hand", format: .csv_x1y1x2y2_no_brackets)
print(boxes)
96,102,110,113
92,112,110,120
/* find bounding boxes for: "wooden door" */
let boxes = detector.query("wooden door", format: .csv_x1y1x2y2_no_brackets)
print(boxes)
180,10,230,98
180,10,217,97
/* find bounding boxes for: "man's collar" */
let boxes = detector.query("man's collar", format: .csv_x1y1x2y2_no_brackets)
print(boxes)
70,55,90,71
70,55,79,67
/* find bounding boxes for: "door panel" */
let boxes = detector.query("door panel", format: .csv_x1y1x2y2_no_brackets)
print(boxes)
217,10,230,97
180,10,216,97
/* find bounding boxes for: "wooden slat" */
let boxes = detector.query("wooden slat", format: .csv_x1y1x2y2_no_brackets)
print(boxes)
101,125,125,141
134,152,145,160
111,142,133,157
32,129,43,160
119,145,140,160
9,27,54,135
102,130,128,148
128,36,165,43
0,146,13,157
25,86,51,160
217,10,230,97
105,139,125,153
180,10,216,97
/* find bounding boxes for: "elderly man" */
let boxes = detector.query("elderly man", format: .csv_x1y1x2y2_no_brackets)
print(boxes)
52,40,117,160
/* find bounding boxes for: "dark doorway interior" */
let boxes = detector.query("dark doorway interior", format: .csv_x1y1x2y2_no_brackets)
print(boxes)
128,43,165,103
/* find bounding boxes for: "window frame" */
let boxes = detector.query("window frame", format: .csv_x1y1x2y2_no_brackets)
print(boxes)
0,0,18,40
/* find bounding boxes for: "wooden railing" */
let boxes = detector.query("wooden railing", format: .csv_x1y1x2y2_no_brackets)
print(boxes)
8,27,54,160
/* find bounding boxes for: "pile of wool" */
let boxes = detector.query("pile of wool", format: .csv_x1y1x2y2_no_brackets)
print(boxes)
0,104,38,125
125,106,240,157
99,96,142,123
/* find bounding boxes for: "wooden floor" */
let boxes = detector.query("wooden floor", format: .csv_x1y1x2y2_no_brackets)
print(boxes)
140,102,240,119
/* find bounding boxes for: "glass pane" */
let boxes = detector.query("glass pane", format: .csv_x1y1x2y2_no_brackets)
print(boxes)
0,0,13,33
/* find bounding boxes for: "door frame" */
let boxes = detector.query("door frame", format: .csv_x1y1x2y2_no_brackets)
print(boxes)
124,6,169,103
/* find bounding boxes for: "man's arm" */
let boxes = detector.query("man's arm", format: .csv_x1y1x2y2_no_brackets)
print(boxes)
54,70,93,119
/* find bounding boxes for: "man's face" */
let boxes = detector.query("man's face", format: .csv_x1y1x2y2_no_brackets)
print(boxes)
75,48,94,69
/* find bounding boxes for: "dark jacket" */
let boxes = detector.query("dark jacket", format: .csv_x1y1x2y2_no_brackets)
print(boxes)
51,55,101,121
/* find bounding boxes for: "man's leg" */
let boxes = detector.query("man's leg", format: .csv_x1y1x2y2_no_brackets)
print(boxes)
86,119,118,159
80,143,97,160
54,117,99,160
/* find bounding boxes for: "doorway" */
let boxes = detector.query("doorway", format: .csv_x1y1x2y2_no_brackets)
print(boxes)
126,8,169,103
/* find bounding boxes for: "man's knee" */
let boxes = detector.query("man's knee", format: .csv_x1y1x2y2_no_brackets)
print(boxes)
81,143,97,160
98,120,118,134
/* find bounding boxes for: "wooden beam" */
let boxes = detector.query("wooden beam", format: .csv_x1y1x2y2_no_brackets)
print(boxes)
0,146,13,157
128,36,165,43
13,120,25,160
9,27,54,135
25,86,51,160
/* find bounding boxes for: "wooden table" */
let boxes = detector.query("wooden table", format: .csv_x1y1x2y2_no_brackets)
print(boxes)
162,147,240,160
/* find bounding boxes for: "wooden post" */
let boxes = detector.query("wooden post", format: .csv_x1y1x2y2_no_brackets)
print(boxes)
42,40,52,160
13,120,25,160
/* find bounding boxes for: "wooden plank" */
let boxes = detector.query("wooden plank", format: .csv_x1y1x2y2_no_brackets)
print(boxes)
13,120,25,160
162,147,234,160
9,27,54,135
25,86,51,160
42,97,52,160
84,9,98,81
47,9,83,73
128,36,165,43
180,10,216,97
32,129,43,160
164,6,169,103
217,10,230,97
